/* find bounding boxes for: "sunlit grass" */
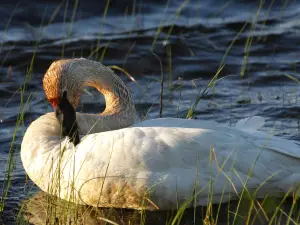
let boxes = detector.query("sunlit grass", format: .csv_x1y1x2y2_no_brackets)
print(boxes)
0,9,43,211
94,0,111,61
240,0,264,77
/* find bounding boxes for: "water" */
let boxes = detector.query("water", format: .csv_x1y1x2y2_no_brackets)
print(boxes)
1,0,300,224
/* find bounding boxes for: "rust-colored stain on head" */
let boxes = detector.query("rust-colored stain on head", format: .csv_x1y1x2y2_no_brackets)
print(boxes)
48,98,59,108
42,59,70,108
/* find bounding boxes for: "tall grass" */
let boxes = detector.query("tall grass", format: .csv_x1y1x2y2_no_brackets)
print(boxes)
0,0,300,224
0,4,46,211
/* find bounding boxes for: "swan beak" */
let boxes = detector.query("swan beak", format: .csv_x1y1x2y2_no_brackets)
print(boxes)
55,92,80,146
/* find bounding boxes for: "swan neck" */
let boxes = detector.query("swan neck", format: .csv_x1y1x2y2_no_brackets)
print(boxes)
65,59,136,133
86,73,132,116
63,59,135,118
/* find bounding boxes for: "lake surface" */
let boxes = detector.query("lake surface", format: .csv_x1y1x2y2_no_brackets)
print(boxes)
1,0,300,224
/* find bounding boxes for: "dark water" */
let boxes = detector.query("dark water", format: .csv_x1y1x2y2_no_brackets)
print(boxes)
1,0,300,224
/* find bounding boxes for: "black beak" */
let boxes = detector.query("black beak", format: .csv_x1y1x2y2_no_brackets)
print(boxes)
55,91,80,146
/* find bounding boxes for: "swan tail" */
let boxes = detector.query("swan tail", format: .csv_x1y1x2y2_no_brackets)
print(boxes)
263,137,300,159
236,116,265,131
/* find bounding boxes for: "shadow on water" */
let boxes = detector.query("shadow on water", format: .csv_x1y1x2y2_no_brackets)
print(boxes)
19,191,300,225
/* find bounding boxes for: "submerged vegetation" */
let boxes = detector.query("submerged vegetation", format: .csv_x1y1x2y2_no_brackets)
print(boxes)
1,0,300,224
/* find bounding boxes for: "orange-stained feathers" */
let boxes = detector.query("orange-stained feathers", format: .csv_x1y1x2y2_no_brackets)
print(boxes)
42,60,69,109
49,98,58,108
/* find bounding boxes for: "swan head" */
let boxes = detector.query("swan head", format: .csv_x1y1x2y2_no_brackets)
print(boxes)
43,58,85,110
43,57,136,136
43,59,84,145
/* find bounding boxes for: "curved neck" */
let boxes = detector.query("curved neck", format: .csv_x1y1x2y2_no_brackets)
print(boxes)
84,69,133,116
62,59,136,134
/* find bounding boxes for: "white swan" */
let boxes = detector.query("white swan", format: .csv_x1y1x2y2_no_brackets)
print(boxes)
21,58,300,210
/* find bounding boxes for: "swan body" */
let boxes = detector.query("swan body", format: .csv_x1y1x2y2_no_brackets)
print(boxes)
21,58,300,210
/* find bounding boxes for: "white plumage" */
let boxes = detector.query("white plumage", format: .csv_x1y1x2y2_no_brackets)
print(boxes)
21,112,300,210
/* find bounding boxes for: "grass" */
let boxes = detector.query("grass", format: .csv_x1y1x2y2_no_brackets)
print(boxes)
1,0,300,224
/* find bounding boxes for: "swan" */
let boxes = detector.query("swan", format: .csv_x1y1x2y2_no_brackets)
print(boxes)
21,58,300,210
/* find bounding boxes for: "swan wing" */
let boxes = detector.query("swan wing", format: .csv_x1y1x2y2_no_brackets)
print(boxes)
74,126,300,208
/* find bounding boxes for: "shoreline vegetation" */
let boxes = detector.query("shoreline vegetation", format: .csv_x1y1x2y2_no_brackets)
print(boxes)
1,0,300,224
